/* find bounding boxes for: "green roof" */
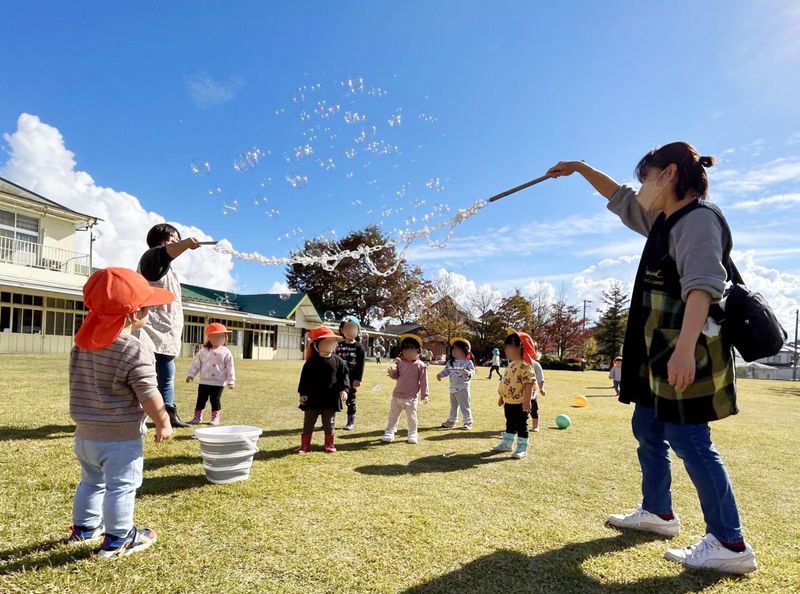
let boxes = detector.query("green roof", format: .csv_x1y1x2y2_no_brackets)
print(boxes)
180,283,312,319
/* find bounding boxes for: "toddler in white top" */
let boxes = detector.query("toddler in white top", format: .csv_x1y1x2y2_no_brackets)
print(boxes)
187,323,236,425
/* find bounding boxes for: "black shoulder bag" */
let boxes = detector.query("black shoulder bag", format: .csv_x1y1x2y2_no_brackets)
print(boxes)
718,260,788,362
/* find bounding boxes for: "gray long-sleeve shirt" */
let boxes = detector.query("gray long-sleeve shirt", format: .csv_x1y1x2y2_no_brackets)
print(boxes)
607,185,729,302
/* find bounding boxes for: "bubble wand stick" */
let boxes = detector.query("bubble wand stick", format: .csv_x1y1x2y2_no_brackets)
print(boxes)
487,174,553,203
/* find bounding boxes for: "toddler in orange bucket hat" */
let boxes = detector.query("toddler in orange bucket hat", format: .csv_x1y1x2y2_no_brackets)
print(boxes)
68,268,175,558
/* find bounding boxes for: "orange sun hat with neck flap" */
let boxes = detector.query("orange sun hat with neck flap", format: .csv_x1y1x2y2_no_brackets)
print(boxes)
75,268,175,351
304,326,342,360
507,329,537,367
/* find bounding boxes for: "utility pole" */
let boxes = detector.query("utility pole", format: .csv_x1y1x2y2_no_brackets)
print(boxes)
793,309,798,382
582,299,593,332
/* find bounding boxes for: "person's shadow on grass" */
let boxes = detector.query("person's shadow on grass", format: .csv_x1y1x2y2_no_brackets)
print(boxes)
0,424,74,441
355,451,511,476
0,538,94,576
400,532,731,594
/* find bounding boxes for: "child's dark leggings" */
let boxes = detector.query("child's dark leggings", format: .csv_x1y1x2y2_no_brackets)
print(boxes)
489,365,502,378
346,387,357,416
303,408,336,434
529,397,539,419
195,384,224,411
504,403,529,438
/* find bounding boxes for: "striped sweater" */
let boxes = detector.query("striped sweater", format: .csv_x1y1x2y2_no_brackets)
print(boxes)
69,332,161,441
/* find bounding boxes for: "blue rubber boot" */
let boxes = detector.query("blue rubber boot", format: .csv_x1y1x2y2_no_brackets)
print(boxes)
492,432,515,452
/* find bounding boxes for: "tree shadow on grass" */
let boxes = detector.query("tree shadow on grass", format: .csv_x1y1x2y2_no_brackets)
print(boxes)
137,472,209,497
355,451,511,476
0,424,73,441
400,533,732,594
0,540,94,575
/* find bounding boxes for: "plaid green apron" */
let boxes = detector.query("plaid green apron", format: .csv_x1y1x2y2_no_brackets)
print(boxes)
619,200,738,424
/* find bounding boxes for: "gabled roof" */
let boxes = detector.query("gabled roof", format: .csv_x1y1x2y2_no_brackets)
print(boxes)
0,176,99,222
181,282,313,319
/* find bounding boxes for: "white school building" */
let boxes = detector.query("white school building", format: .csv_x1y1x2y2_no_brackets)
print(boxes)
0,176,322,360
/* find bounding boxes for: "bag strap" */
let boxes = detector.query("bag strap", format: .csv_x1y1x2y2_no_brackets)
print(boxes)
697,201,744,288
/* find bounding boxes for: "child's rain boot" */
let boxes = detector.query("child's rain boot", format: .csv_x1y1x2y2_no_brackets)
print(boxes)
324,432,336,453
344,415,355,431
492,432,515,452
210,410,221,426
189,410,203,425
296,433,312,454
512,437,529,459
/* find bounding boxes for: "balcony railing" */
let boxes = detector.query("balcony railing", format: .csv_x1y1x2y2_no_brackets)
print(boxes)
0,236,90,276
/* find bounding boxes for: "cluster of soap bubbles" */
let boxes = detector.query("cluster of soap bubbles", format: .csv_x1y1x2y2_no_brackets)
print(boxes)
189,74,490,275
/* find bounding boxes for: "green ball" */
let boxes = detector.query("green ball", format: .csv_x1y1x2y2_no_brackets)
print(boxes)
555,414,572,429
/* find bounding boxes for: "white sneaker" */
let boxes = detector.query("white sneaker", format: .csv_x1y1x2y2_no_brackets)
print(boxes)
664,533,758,575
381,432,395,443
607,506,681,537
407,436,419,444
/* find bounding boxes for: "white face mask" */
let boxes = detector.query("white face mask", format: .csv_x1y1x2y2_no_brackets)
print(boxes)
636,170,670,212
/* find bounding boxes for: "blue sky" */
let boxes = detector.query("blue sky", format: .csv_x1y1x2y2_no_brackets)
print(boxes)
1,1,799,327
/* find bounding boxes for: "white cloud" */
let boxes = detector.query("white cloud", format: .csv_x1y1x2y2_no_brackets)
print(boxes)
1,113,235,289
733,250,800,334
267,280,290,294
571,255,639,318
713,157,800,196
728,192,800,210
185,72,243,108
405,211,623,264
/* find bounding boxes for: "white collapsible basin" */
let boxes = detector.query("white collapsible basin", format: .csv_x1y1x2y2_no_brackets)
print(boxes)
193,425,263,485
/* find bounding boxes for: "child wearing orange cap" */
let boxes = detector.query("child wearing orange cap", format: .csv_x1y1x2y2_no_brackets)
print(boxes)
383,334,430,444
297,326,350,453
492,331,537,459
68,268,175,558
186,323,236,426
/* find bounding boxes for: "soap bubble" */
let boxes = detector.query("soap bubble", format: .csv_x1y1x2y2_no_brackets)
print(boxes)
265,209,280,218
279,292,291,301
323,310,336,322
190,158,211,176
233,146,266,172
367,305,383,319
387,108,402,127
371,383,384,392
344,111,366,124
356,297,367,308
285,174,309,189
341,75,365,95
359,330,369,341
208,186,223,197
426,177,444,192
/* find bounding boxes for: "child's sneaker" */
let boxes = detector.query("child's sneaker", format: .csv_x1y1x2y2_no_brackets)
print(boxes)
607,506,681,537
189,410,203,425
407,433,419,444
381,431,395,443
440,420,455,428
210,411,221,426
462,423,473,430
664,533,757,574
67,524,104,545
97,527,156,559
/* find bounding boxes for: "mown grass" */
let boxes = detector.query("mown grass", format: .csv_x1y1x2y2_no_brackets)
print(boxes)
1,355,798,593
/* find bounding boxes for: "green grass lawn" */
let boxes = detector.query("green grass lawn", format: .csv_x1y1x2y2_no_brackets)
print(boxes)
1,355,798,593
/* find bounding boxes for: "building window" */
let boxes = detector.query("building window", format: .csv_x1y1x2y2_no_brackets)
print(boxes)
0,210,40,261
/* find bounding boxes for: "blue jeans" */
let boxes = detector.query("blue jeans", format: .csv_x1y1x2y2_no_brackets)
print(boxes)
631,404,744,542
155,353,176,407
72,437,144,538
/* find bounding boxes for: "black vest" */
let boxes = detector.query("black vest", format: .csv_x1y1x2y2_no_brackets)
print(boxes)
620,200,738,424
